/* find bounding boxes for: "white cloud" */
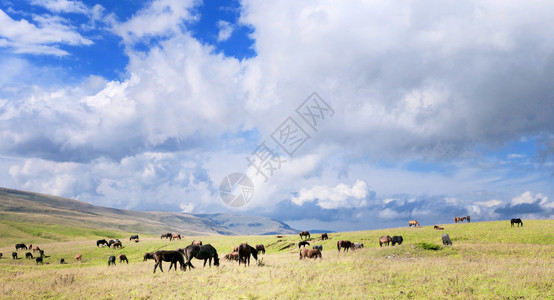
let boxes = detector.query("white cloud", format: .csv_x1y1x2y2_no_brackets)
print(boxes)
217,20,234,42
291,180,373,209
511,191,548,206
30,0,89,14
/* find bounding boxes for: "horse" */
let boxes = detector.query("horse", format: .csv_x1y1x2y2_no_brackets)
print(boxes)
170,233,181,241
143,252,154,261
224,252,239,261
233,246,239,252
352,243,364,250
256,244,266,254
434,225,444,230
459,216,466,222
299,248,321,259
337,240,352,252
183,244,220,270
0,252,3,259
108,255,116,266
15,243,27,251
75,254,82,262
298,241,310,248
299,231,310,240
96,239,109,247
191,240,202,246
466,215,471,222
153,250,185,273
391,236,403,246
32,246,41,253
313,245,323,251
454,216,459,223
60,258,65,264
321,233,328,240
36,256,43,265
25,252,33,259
112,242,122,249
129,235,139,241
12,252,18,259
161,233,172,239
511,218,523,227
379,235,392,247
442,233,452,246
238,243,258,267
118,254,128,264
408,220,420,227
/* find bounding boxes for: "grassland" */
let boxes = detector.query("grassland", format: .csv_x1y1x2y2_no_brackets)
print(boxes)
0,220,553,299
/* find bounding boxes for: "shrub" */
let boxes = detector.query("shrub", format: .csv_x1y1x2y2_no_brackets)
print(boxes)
415,242,441,251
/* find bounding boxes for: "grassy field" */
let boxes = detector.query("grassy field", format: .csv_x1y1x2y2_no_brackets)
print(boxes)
0,220,553,299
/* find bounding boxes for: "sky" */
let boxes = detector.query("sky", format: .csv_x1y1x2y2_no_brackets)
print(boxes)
1,0,553,232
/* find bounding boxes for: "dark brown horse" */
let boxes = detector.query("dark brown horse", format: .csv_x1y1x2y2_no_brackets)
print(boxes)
337,240,352,252
256,244,265,254
25,252,33,259
299,231,310,239
183,244,220,270
238,243,258,266
434,225,444,230
191,240,202,246
321,233,328,240
143,252,154,261
118,254,128,264
15,243,27,251
112,242,122,249
299,248,321,259
379,235,392,247
298,241,310,248
170,233,181,241
152,250,185,273
160,233,172,239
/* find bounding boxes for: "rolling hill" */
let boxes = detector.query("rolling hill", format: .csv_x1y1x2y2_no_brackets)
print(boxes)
0,187,298,236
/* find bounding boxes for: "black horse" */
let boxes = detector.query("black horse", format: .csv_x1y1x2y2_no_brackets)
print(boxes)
298,241,310,248
12,252,18,259
96,239,109,247
108,255,116,266
25,252,33,259
511,218,523,227
182,244,220,270
238,243,258,267
129,235,139,241
442,233,452,246
152,250,185,273
391,236,403,246
15,243,27,251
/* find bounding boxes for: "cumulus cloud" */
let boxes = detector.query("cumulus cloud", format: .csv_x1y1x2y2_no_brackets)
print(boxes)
217,20,234,42
30,0,89,14
291,180,374,209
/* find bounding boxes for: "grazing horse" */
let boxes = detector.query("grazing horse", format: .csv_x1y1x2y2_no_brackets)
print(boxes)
0,253,3,259
442,234,452,246
15,243,27,251
12,252,18,259
434,225,444,230
511,218,523,227
36,256,43,265
300,248,321,260
352,243,364,250
60,258,65,264
183,244,220,270
337,240,352,252
238,243,258,267
191,240,202,246
256,244,266,254
466,215,471,222
143,252,154,261
75,254,82,262
108,256,116,266
25,252,33,259
170,233,181,241
313,245,323,251
96,239,109,247
379,235,392,247
161,233,172,239
299,231,310,240
298,241,310,248
224,252,239,261
408,220,420,227
118,254,128,264
32,246,41,253
129,235,139,241
112,242,122,249
321,233,328,240
459,216,466,222
391,236,403,246
153,250,185,273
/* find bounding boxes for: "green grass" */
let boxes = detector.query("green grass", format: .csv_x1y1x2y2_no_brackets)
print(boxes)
0,220,553,299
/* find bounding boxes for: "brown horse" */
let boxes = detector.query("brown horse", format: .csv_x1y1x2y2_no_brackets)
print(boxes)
233,246,239,252
32,246,41,253
300,248,321,259
191,240,202,246
299,231,310,240
337,240,352,252
256,244,266,254
143,252,154,261
459,216,466,222
152,250,185,273
74,254,82,262
238,243,258,266
161,233,172,239
379,235,392,247
454,216,459,223
408,220,420,227
224,252,239,261
183,244,220,270
321,233,328,240
112,242,122,249
118,254,128,264
170,233,181,241
434,225,444,230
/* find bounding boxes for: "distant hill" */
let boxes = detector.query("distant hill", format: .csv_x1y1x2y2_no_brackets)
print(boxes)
0,187,298,236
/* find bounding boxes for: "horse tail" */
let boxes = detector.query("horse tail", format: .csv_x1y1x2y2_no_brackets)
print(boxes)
337,241,340,251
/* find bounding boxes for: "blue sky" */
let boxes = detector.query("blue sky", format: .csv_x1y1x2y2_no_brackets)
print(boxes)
1,0,553,232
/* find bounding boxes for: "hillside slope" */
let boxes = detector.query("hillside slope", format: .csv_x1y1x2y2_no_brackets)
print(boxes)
0,187,297,236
